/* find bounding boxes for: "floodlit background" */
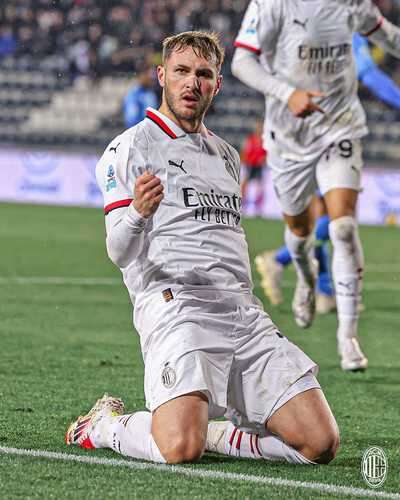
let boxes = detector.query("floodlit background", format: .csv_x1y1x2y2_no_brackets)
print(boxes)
0,0,400,223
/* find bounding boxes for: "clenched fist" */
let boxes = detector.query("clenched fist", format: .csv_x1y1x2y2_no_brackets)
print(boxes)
133,171,164,218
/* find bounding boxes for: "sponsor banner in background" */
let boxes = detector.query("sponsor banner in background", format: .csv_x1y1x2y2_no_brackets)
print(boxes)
0,147,399,225
0,148,102,208
247,168,400,226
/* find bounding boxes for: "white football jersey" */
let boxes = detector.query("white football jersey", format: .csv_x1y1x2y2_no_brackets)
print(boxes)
235,0,382,162
96,108,253,301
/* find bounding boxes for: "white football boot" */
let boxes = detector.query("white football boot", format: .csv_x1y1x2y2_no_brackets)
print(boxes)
338,337,368,372
66,393,124,449
254,251,284,305
206,421,229,454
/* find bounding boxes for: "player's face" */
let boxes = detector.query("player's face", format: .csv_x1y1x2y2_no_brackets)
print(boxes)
158,47,222,125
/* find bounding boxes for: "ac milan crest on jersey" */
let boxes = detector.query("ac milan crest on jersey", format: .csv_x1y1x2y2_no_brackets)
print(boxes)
161,363,176,389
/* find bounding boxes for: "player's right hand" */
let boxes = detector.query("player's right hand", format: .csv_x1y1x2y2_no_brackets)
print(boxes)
288,89,325,118
132,171,164,218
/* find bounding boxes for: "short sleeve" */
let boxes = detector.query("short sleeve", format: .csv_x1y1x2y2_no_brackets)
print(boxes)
234,0,282,55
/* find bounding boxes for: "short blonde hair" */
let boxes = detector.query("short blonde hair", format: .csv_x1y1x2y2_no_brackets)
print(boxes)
162,31,225,71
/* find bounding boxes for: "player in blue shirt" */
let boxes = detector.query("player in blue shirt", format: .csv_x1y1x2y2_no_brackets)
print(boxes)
123,67,158,128
256,33,400,313
354,33,400,108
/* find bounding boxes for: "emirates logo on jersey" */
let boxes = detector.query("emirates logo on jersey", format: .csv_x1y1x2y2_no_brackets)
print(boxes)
182,187,242,227
298,43,351,75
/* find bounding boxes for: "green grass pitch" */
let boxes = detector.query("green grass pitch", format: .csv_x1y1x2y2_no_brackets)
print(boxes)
0,202,399,499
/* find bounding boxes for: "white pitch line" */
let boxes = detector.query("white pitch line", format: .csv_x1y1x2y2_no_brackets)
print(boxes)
0,276,121,286
0,447,399,499
1,276,399,292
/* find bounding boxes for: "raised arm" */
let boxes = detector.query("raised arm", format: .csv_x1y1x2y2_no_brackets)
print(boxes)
96,135,163,269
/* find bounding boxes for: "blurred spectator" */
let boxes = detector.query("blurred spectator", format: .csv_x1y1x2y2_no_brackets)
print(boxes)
123,65,158,128
240,119,266,215
0,0,399,81
0,1,251,75
0,25,16,58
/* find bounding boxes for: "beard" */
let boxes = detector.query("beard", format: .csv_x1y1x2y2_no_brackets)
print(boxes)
164,82,212,124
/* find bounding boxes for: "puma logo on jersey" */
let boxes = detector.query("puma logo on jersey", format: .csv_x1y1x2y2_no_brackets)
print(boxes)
293,18,308,30
109,142,120,154
168,159,187,173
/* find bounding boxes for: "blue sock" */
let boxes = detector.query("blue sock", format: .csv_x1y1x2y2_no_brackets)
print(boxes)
315,243,334,296
315,214,330,242
275,245,292,267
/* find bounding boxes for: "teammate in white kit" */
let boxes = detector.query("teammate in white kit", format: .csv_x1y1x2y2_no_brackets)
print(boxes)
66,31,339,465
232,0,400,371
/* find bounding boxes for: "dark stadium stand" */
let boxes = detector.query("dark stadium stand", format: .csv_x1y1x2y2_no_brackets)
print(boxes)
1,0,400,160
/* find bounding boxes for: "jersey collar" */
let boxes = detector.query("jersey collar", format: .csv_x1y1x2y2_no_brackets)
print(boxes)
145,107,209,139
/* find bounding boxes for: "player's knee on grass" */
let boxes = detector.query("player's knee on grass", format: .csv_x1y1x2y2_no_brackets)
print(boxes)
157,429,206,464
151,392,209,463
301,422,340,464
268,387,340,465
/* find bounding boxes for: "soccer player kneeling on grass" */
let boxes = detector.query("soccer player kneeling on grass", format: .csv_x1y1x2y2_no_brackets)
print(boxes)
66,31,339,465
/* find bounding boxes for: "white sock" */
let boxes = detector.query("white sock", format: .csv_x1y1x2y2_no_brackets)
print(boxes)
285,226,315,286
329,216,364,340
223,423,314,464
93,411,166,463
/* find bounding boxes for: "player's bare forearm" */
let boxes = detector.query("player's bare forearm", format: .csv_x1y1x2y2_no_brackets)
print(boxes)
133,171,164,218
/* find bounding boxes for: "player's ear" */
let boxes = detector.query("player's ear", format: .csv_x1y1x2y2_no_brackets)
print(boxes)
157,65,165,88
214,74,223,96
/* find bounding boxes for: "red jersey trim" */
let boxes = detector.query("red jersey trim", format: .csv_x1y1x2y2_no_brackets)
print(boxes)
234,41,261,55
146,109,178,139
104,198,132,215
362,17,383,37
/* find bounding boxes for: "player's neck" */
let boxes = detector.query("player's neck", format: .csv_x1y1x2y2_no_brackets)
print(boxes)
158,103,203,134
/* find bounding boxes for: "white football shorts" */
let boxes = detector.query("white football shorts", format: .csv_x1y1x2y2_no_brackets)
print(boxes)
269,138,363,216
133,287,318,432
